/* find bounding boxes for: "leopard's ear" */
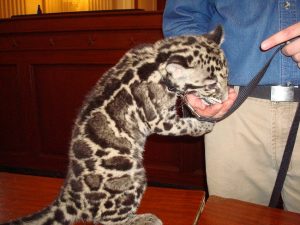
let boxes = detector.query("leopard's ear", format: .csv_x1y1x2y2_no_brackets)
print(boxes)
205,25,224,45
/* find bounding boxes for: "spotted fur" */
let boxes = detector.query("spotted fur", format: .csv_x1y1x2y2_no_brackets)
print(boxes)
1,26,228,225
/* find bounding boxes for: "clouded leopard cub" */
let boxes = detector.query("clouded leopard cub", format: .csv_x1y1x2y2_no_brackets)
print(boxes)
1,26,228,225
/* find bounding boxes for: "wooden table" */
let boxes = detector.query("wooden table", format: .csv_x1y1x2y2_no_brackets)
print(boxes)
0,172,205,225
198,196,300,225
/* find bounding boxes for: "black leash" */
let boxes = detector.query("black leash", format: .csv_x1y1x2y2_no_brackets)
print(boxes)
184,44,298,208
269,102,300,208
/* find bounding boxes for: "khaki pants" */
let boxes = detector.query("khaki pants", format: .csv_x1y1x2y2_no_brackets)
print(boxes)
205,97,300,213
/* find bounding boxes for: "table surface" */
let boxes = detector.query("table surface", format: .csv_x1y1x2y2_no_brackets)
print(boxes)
0,172,205,225
198,195,300,225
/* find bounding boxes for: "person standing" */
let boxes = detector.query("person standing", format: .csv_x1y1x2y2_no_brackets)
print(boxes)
163,0,300,213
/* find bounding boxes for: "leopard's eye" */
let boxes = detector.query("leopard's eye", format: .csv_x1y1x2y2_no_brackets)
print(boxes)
167,86,173,91
206,82,217,89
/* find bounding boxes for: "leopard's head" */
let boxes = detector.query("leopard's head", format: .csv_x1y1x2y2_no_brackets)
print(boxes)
160,26,228,104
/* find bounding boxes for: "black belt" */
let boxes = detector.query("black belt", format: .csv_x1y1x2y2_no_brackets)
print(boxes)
239,85,300,102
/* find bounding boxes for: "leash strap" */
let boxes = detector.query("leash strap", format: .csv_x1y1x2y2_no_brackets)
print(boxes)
269,102,300,208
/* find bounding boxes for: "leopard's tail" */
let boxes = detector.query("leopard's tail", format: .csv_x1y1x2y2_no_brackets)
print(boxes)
0,196,78,225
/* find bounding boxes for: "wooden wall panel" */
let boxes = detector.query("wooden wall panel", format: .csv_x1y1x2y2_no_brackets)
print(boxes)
0,11,206,188
157,0,166,11
0,30,162,51
31,64,110,156
145,135,206,186
0,65,25,153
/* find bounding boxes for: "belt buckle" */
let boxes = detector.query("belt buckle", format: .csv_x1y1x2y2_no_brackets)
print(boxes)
271,86,294,102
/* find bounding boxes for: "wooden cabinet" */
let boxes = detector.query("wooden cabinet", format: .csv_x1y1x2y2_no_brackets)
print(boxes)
0,11,206,188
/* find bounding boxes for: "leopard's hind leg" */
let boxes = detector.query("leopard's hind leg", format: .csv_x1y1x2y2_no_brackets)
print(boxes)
100,213,162,225
125,213,163,225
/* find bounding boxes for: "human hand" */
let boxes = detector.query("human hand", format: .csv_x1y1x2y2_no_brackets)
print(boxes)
261,22,300,67
185,88,237,119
